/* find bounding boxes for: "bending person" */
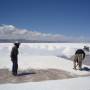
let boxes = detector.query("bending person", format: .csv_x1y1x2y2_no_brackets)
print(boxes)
73,49,85,70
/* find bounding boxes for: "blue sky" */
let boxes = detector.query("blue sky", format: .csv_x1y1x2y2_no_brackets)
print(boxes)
0,0,90,38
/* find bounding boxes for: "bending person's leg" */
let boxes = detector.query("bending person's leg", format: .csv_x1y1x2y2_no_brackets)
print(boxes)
73,55,78,70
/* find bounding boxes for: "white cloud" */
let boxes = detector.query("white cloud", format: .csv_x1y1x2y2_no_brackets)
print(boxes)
0,24,88,42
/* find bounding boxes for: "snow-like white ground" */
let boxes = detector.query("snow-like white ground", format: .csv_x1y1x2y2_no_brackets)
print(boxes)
1,55,90,75
0,43,90,75
0,76,90,90
0,43,90,90
19,56,90,75
0,43,90,57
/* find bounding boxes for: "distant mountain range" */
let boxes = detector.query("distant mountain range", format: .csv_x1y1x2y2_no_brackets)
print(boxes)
0,39,89,43
0,39,70,43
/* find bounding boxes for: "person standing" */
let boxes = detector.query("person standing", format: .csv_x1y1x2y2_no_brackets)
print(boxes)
73,49,85,70
10,42,20,76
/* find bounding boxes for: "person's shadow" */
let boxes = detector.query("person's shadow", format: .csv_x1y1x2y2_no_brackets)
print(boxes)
17,71,36,76
81,67,90,71
0,69,36,84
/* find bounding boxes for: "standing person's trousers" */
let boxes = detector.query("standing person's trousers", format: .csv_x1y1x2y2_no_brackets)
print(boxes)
11,58,18,75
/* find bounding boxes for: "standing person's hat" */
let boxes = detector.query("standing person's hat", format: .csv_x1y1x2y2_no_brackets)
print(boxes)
14,41,20,46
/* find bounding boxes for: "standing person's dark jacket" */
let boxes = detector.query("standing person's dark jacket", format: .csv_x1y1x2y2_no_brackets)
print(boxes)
11,46,18,59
